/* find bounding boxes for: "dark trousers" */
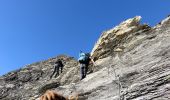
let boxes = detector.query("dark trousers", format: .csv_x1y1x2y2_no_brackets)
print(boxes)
50,65,63,78
80,63,88,80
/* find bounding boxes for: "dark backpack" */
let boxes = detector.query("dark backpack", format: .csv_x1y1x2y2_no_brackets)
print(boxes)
55,60,63,67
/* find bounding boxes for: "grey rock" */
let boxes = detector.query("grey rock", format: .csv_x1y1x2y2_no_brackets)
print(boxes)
0,16,170,100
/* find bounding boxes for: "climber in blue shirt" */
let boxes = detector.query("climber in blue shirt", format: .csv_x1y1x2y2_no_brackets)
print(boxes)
78,51,95,80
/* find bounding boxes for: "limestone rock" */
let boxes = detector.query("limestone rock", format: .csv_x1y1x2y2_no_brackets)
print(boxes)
0,55,80,100
91,16,150,61
0,15,170,100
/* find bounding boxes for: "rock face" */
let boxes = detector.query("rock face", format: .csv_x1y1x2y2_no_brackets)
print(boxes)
0,15,170,100
91,16,150,62
0,55,80,100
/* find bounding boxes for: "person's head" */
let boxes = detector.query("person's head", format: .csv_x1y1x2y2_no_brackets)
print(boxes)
40,90,67,100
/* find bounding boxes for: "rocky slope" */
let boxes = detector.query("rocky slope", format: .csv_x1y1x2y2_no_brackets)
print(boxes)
0,55,80,100
1,15,170,100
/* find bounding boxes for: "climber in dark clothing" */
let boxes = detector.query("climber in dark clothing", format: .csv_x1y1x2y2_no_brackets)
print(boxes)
50,59,64,78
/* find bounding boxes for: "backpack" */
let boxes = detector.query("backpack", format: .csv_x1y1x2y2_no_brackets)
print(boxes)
55,59,63,67
78,52,90,63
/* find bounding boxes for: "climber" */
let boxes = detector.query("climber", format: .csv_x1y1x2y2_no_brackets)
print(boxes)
78,51,95,80
50,59,64,79
40,90,67,100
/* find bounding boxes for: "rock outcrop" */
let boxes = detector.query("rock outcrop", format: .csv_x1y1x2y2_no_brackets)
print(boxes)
0,15,170,100
91,16,150,62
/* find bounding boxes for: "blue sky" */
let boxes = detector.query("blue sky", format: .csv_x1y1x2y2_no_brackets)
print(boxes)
0,0,170,76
